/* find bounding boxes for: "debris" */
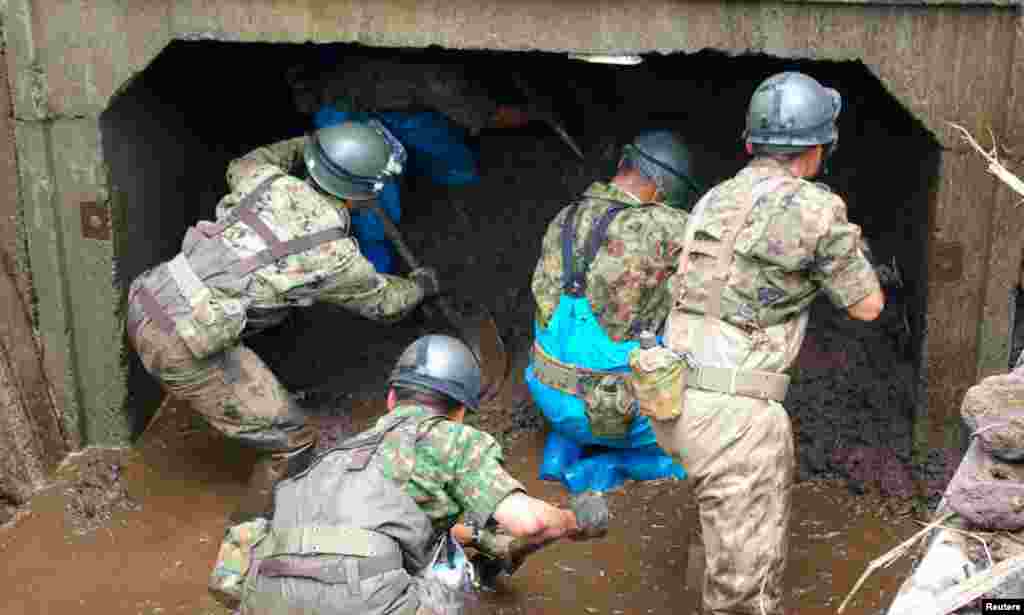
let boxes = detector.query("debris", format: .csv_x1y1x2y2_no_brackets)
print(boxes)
838,511,956,613
928,551,1024,615
947,122,1024,206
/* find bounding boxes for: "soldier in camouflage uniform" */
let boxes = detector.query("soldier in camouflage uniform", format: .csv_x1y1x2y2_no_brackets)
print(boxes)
289,54,533,274
650,72,886,615
126,119,440,523
527,131,703,493
240,335,582,615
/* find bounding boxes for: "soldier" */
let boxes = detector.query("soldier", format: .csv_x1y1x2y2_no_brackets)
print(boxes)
126,119,440,523
238,334,585,614
288,55,533,274
527,131,704,493
649,72,886,615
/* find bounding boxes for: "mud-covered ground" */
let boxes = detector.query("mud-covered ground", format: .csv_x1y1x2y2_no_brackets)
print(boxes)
2,394,923,615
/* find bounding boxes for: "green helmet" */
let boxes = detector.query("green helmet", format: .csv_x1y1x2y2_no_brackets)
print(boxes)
303,119,407,201
621,130,704,211
744,72,841,156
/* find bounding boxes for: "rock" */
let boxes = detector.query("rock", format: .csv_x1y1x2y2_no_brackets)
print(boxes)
946,440,1024,531
961,380,1024,461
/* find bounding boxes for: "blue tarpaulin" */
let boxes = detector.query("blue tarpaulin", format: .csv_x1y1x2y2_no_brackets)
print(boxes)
313,105,480,273
525,293,685,494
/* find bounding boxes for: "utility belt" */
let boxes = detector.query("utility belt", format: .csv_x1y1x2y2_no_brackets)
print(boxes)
254,526,404,586
534,340,788,403
627,340,790,422
531,342,636,439
209,521,405,608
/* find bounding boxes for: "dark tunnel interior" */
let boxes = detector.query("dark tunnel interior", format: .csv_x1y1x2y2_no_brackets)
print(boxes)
102,41,941,486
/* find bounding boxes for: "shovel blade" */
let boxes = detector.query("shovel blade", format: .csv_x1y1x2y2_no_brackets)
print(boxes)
438,297,509,404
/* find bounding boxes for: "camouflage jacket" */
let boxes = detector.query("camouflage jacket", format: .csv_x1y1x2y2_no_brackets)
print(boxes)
532,182,690,342
211,136,424,322
370,404,525,533
666,158,880,372
315,57,498,135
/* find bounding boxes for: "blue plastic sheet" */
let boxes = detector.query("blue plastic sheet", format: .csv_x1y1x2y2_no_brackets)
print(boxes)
526,294,685,494
313,105,480,273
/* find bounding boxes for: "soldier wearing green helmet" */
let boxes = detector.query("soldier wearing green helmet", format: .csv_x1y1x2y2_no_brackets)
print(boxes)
233,334,586,615
649,72,886,615
527,130,704,494
126,119,440,527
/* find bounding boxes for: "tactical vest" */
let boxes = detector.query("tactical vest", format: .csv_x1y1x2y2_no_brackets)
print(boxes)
664,175,797,399
242,412,441,615
127,173,348,359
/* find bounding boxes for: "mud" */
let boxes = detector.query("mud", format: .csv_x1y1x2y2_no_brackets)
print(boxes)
1,395,924,615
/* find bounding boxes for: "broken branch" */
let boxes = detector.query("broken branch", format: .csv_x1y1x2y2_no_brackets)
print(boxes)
837,510,956,614
947,121,1024,206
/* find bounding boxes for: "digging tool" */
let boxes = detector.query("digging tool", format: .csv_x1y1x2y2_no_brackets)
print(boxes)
359,198,509,403
510,73,585,160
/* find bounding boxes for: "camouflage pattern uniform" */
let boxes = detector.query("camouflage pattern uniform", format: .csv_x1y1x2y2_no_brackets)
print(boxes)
313,58,498,136
126,136,425,454
531,182,690,342
243,403,524,615
652,158,880,615
374,405,526,532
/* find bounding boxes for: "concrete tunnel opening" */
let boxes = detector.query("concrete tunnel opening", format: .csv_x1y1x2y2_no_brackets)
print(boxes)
102,40,941,491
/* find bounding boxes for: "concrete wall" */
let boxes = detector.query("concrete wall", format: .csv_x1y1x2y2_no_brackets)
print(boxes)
0,36,68,517
2,0,1021,448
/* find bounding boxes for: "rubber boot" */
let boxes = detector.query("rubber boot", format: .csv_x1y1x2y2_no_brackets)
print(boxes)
229,425,320,525
229,453,292,525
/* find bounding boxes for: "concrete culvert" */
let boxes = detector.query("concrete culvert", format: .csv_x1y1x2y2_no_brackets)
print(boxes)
103,42,942,495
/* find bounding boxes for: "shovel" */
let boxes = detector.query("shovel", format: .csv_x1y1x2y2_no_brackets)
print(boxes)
360,199,509,403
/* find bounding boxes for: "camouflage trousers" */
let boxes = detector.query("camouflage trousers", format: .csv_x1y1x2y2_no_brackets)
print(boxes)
129,315,316,456
650,388,795,615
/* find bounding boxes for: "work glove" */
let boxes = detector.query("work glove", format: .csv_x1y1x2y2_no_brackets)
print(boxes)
874,259,903,288
409,266,441,298
568,490,610,540
859,239,903,289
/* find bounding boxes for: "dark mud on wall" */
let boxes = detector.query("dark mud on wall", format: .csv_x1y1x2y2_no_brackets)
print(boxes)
108,42,942,490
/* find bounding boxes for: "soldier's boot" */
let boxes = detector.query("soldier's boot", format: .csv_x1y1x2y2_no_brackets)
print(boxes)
230,426,319,525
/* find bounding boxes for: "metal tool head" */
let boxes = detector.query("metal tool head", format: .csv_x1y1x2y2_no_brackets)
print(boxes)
440,296,509,405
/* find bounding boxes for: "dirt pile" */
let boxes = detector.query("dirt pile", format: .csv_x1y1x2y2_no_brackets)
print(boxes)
58,452,141,536
787,293,943,500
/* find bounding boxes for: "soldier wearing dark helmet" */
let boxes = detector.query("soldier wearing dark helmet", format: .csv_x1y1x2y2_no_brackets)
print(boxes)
647,72,886,615
237,334,583,615
126,120,441,525
527,130,704,494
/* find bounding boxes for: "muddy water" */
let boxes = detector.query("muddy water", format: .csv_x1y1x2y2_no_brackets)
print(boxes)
1,397,918,615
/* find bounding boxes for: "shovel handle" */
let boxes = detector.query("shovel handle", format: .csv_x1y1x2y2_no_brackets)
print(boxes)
360,199,422,271
359,199,463,325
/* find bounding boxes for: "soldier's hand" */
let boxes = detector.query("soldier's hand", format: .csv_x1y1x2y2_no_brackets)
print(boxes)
409,267,441,298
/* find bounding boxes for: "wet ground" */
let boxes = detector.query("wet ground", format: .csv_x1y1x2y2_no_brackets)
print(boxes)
2,387,923,615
